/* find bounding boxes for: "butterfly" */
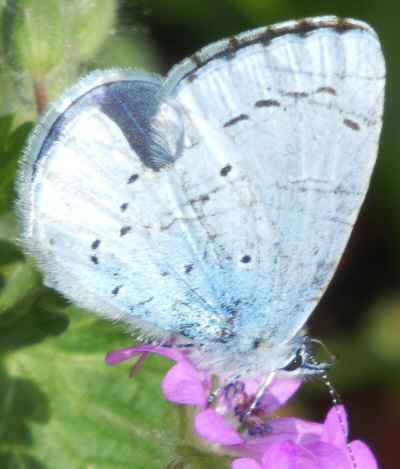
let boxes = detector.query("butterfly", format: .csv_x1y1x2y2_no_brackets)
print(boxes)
17,16,385,381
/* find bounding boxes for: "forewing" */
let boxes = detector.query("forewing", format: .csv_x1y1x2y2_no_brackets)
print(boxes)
157,17,385,346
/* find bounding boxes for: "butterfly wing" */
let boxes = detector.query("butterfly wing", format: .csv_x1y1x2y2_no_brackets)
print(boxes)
17,17,384,373
18,69,227,342
157,17,384,350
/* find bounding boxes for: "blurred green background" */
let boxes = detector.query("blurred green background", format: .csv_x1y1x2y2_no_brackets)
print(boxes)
0,0,399,468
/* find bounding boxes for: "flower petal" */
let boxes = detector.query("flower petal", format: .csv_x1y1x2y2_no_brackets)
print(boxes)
241,416,322,446
162,361,208,406
106,344,186,365
258,377,303,414
321,405,348,448
261,440,318,469
232,458,261,469
306,442,349,469
350,440,378,469
195,408,245,445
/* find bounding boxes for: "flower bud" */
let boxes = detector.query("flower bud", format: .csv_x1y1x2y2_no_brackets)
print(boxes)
12,0,64,79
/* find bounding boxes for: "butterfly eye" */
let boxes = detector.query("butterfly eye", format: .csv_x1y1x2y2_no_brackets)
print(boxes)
283,349,303,372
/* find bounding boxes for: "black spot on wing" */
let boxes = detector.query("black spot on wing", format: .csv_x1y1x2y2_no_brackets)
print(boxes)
112,285,122,295
255,99,280,108
286,91,309,98
91,239,100,249
185,264,193,274
190,53,202,66
220,164,232,177
120,203,128,211
294,17,357,37
120,226,131,236
316,86,337,96
330,17,360,34
225,36,240,60
90,256,99,265
343,119,360,131
223,114,249,128
241,255,251,263
128,174,139,184
229,36,240,49
190,194,210,204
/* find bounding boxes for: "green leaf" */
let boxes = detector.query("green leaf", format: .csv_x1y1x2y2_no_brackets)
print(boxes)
0,257,41,312
0,240,24,266
0,115,14,149
0,115,34,215
3,307,179,469
0,305,69,354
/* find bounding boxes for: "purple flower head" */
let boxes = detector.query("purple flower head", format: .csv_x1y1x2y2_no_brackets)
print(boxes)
106,344,378,469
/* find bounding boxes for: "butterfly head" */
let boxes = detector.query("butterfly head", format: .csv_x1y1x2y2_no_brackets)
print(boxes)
251,332,332,378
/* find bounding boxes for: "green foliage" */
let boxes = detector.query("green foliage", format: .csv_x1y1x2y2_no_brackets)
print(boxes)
0,115,33,215
11,0,116,77
1,307,177,469
66,0,117,62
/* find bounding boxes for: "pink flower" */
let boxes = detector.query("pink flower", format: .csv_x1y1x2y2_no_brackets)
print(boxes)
106,344,378,469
